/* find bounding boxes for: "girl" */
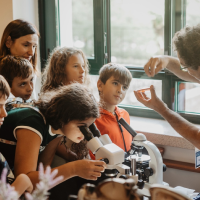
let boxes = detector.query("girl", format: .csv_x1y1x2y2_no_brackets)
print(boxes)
0,83,106,191
41,47,91,162
41,46,90,93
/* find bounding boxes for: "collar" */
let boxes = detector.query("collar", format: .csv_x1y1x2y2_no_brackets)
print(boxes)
99,106,122,120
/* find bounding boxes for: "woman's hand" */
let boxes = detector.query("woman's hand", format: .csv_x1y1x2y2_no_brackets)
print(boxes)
134,85,168,113
144,56,170,77
73,159,106,180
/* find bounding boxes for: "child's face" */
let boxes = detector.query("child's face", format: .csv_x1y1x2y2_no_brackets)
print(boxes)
11,74,34,100
64,53,85,85
98,76,128,106
0,95,7,126
61,117,96,143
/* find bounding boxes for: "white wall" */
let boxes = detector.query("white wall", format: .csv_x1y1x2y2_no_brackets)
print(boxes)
157,145,200,192
0,0,13,39
0,0,41,98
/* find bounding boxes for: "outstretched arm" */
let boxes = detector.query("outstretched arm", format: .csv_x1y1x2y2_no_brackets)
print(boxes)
134,85,200,149
144,56,200,83
15,129,106,189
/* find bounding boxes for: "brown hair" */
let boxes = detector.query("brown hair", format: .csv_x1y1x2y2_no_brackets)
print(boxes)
0,75,10,99
0,55,33,88
41,46,90,92
35,83,99,130
99,62,132,86
0,19,40,72
35,83,99,160
172,24,200,70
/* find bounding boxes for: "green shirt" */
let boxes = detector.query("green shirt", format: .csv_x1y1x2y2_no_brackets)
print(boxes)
0,107,58,171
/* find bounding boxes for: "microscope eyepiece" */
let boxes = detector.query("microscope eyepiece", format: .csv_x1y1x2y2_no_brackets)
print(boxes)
118,118,137,137
79,126,94,141
89,123,101,138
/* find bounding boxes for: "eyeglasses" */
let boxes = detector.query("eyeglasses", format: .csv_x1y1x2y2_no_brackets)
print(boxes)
180,65,189,72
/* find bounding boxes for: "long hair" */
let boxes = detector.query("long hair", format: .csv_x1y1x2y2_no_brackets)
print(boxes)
41,46,90,92
0,19,40,72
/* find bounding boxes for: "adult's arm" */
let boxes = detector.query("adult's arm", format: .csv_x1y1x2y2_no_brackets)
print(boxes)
144,56,200,83
15,129,106,189
134,85,200,149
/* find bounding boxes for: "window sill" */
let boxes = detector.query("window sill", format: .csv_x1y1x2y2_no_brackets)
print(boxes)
129,116,197,150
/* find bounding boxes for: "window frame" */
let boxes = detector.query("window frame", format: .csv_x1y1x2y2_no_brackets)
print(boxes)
39,0,199,124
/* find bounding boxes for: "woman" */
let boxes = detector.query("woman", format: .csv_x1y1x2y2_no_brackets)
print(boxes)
0,19,39,72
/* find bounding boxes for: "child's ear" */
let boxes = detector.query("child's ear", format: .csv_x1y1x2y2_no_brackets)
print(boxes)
6,36,13,48
97,79,104,92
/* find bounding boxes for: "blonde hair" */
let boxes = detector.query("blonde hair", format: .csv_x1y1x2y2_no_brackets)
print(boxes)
41,46,90,92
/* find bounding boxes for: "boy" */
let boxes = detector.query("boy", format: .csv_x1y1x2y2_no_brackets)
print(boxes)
95,63,132,153
0,55,34,102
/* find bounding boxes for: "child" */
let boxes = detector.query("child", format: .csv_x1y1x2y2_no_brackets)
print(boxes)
41,46,91,163
0,55,34,102
95,62,133,154
0,83,106,198
41,46,89,92
0,75,33,197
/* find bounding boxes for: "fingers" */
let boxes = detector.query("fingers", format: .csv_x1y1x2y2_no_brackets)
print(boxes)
134,90,146,104
141,92,149,100
94,165,105,173
93,160,107,169
144,58,152,77
150,85,156,98
144,57,160,77
155,62,163,75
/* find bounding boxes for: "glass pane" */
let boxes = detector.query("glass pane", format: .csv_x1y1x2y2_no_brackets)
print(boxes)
186,0,200,26
110,0,164,67
90,75,162,108
59,0,94,58
121,79,162,107
177,82,200,113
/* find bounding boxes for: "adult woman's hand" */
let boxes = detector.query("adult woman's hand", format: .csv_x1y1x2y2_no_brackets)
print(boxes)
144,56,170,77
73,159,106,180
134,85,168,113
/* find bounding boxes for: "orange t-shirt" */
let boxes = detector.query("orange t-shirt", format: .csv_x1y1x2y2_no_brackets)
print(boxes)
90,106,133,160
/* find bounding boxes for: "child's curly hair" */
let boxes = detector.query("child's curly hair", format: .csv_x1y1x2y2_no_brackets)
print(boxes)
35,83,99,159
41,46,90,93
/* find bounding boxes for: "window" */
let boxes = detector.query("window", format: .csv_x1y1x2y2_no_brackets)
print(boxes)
110,0,164,67
59,0,94,58
39,0,200,123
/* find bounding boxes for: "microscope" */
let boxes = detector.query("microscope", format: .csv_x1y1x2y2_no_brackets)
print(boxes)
80,124,131,177
80,119,168,197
